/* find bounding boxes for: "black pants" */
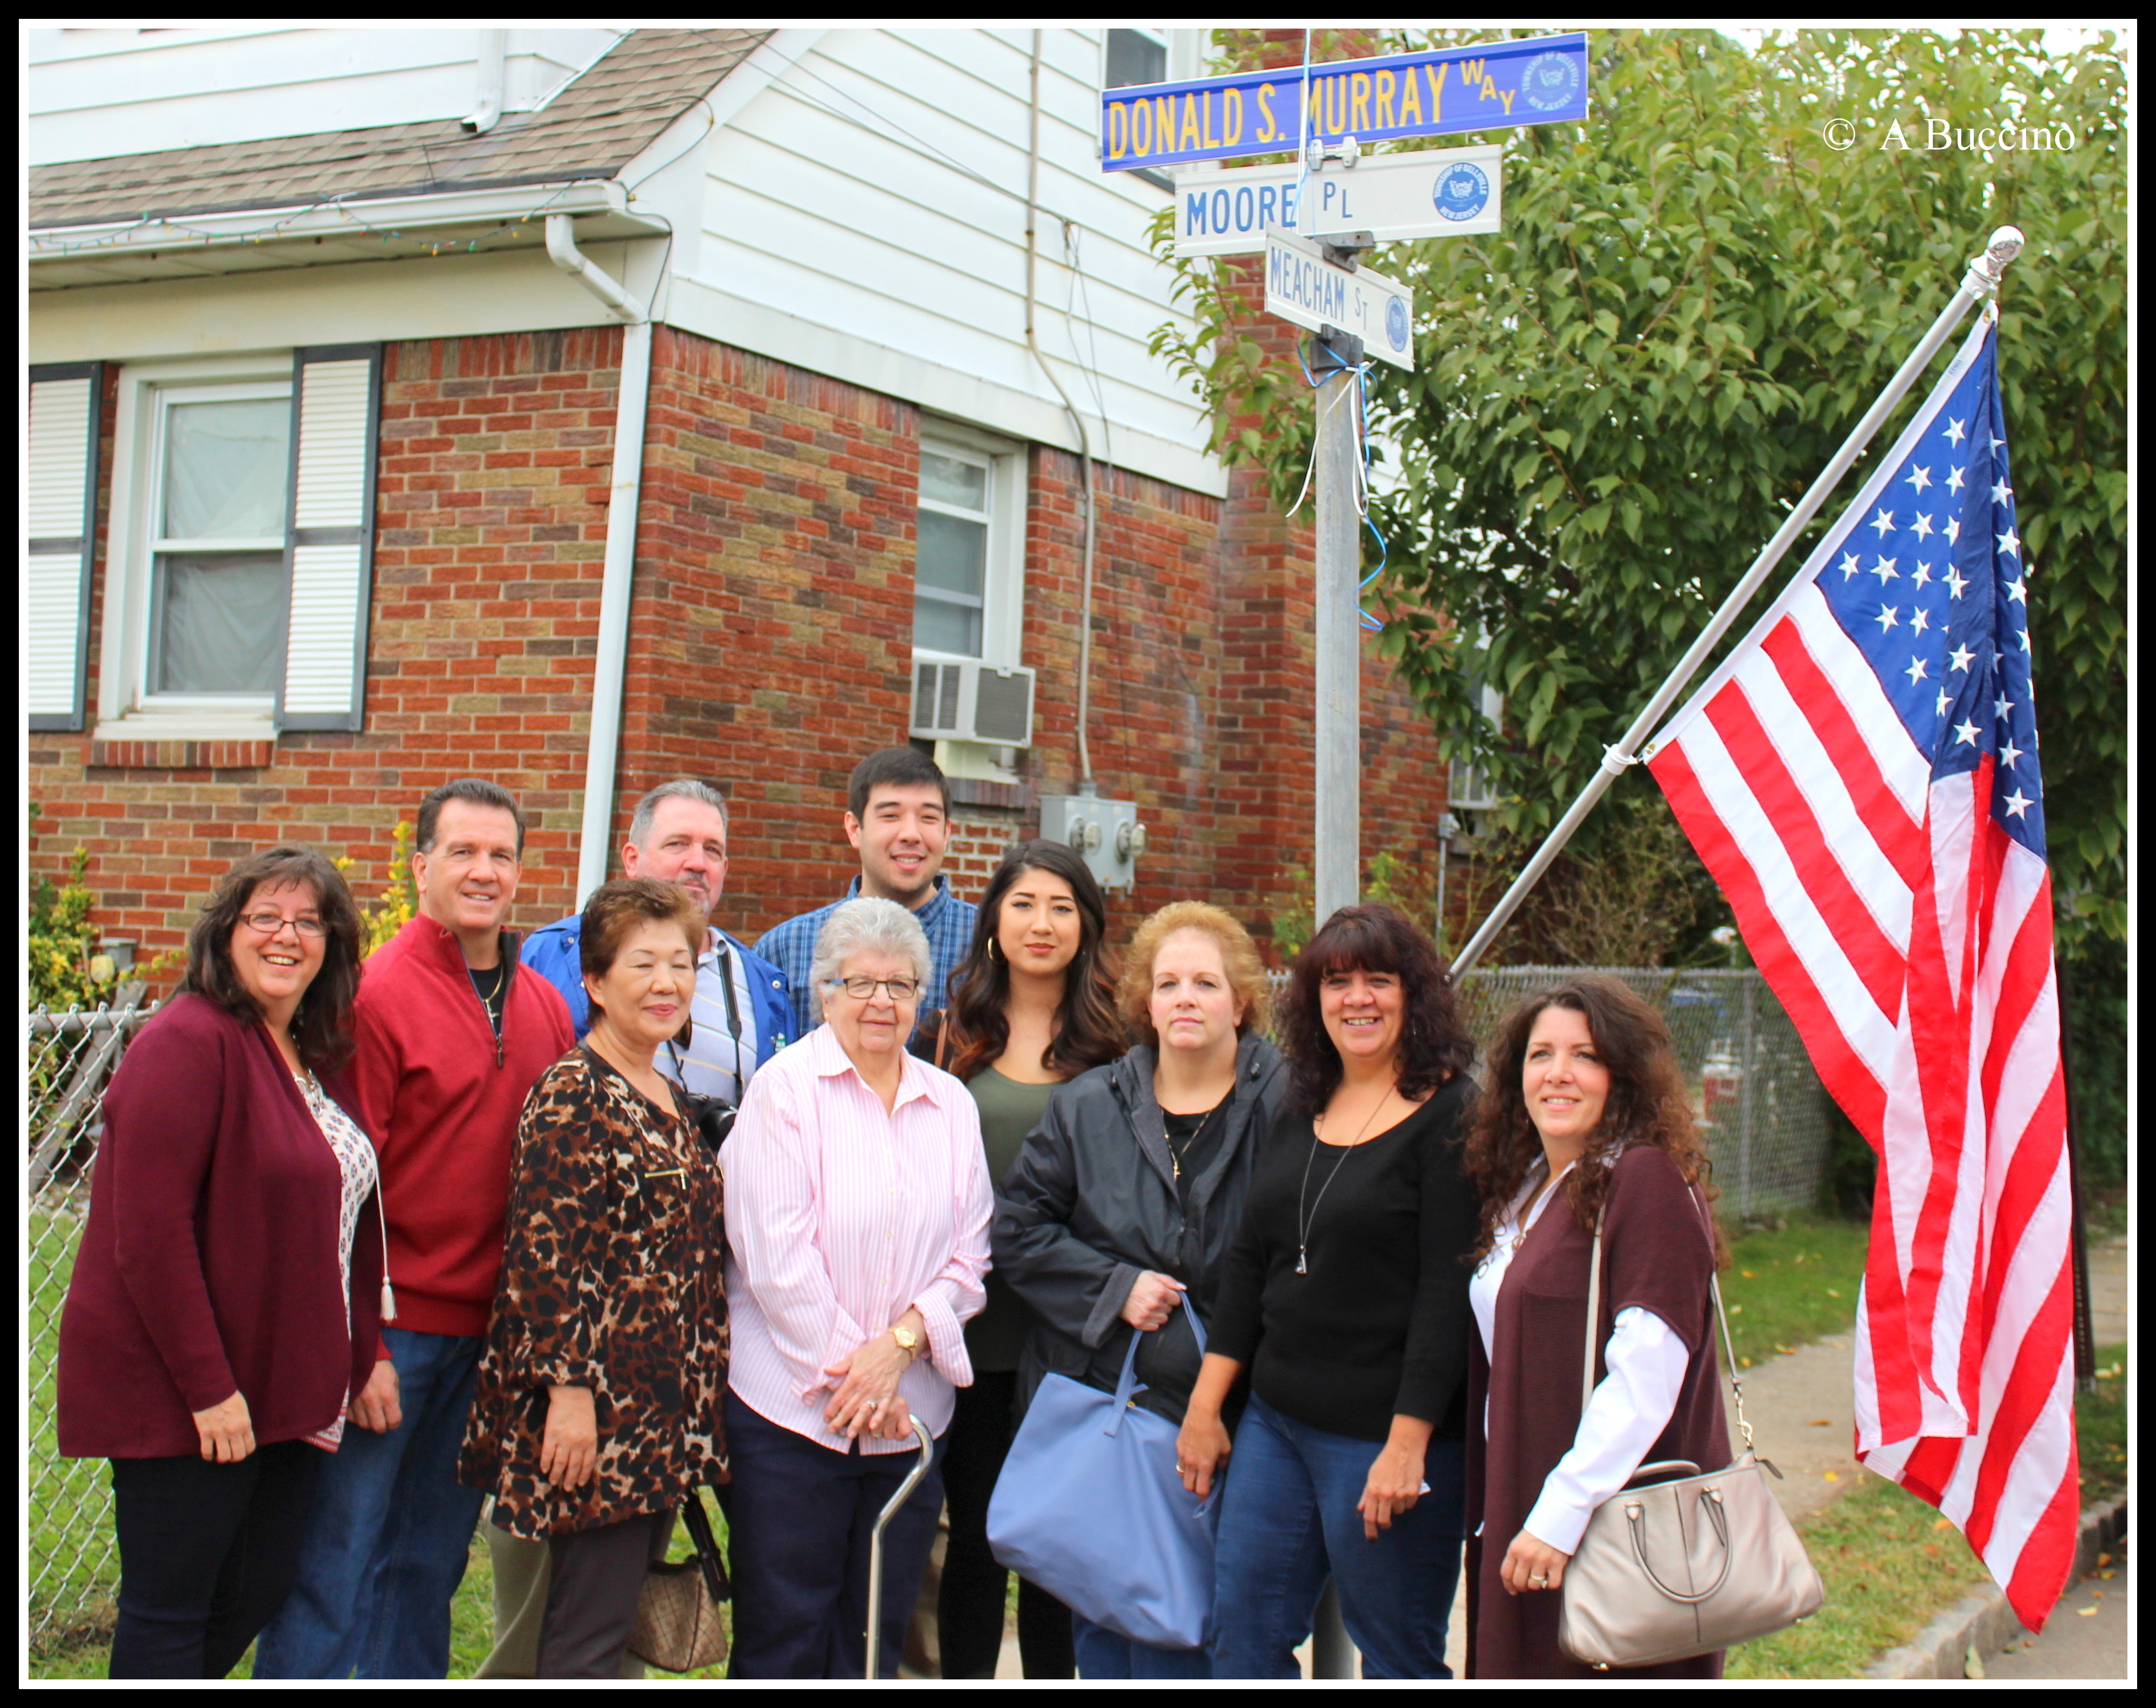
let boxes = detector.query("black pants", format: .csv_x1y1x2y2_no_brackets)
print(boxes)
721,1389,948,1679
539,1507,674,1678
936,1369,1075,1679
108,1440,321,1678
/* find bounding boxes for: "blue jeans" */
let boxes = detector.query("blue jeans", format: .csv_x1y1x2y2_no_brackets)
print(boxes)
1209,1394,1464,1680
1073,1610,1213,1678
251,1328,485,1679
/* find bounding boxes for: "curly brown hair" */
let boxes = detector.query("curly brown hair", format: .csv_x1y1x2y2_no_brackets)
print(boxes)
1462,974,1725,1266
1277,904,1474,1118
182,845,363,1072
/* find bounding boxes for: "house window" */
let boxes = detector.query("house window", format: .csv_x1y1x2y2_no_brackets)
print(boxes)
1106,30,1173,192
148,384,291,697
1105,27,1167,90
95,345,381,743
911,426,1031,776
1104,29,1207,192
914,445,993,659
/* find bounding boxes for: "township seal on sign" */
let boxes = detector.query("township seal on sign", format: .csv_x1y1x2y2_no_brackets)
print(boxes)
1384,294,1410,353
1519,51,1581,113
1434,161,1490,223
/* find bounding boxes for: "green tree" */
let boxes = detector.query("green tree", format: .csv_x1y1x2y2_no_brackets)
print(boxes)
1155,27,2127,955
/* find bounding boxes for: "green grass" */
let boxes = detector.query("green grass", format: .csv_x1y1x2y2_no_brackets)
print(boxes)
1730,1341,2129,1678
28,1202,126,1663
1716,1213,1872,1367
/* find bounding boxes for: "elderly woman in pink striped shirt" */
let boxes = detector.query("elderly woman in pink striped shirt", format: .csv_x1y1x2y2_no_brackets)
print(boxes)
722,896,992,1678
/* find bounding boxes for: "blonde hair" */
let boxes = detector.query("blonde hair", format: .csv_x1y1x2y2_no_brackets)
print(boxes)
1117,901,1271,1045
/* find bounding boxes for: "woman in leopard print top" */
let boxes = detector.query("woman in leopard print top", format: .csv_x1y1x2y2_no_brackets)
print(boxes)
459,879,728,1676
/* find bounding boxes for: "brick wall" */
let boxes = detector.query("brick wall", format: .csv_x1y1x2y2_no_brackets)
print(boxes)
29,329,625,966
29,315,1452,988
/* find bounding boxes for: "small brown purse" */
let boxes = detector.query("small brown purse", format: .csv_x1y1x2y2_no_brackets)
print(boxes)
1556,1192,1824,1670
626,1489,729,1673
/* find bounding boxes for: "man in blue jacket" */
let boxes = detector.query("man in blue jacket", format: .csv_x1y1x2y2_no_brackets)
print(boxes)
486,778,790,1677
521,781,793,1100
521,778,792,1102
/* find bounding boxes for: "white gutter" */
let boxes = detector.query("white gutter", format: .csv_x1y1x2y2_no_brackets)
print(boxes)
27,179,647,265
546,212,652,906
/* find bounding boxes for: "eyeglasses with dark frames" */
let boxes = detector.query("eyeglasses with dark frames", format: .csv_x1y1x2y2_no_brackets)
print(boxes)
828,975,922,1003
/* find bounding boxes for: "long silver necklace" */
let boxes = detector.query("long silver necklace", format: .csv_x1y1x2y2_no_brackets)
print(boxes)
1294,1080,1397,1276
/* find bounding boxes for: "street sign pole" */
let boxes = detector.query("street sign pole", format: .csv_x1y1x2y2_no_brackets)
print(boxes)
1311,266,1370,1682
1312,299,1367,929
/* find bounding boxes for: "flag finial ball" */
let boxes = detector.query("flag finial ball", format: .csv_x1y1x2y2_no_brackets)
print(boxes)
1987,227,2026,267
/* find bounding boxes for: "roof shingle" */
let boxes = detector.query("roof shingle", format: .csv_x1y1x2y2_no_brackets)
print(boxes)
31,29,769,229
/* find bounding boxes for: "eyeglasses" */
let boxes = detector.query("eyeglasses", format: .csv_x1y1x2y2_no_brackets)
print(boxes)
240,911,328,938
828,975,922,1003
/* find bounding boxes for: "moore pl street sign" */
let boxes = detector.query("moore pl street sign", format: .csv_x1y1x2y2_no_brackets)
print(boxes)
1175,143,1503,256
1101,32,1586,173
1264,229,1415,370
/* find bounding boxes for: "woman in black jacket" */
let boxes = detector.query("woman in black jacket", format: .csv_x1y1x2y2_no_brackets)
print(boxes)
992,901,1285,1679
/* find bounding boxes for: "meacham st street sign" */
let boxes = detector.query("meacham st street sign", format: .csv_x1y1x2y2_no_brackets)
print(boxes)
1263,229,1415,370
1101,32,1586,172
1175,143,1502,257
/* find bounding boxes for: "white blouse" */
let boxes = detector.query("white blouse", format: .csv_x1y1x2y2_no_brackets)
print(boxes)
1469,1158,1691,1554
295,1069,379,1452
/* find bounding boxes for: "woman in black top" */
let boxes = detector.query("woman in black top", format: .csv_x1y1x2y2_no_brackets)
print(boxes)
1179,904,1477,1679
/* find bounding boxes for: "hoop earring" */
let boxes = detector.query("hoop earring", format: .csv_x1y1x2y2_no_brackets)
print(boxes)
987,938,1001,965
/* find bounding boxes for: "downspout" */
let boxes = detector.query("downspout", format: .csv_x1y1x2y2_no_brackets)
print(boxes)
546,212,652,905
462,29,506,134
1028,31,1099,795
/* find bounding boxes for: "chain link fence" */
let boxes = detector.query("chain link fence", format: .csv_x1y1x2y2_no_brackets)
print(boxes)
27,991,157,1652
1265,965,1833,1220
26,968,1826,1655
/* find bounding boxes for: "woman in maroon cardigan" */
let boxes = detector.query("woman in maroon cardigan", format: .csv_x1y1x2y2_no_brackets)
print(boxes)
57,845,387,1678
1459,974,1730,1678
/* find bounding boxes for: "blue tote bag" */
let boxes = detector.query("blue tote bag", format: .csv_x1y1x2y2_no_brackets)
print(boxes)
986,1307,1221,1651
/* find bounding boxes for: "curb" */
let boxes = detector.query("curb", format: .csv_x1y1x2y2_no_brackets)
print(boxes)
1863,1494,2130,1679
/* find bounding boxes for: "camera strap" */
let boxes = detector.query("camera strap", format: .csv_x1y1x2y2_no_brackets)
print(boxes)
666,935,749,1102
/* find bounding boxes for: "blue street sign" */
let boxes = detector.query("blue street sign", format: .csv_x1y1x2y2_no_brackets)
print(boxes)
1101,32,1588,173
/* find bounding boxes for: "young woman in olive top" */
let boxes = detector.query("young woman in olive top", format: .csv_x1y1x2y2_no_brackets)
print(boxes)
914,841,1124,1678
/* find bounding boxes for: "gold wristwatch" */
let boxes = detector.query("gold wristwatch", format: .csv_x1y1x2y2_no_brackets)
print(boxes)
891,1323,921,1360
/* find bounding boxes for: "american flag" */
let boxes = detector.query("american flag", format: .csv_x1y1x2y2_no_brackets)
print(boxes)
1645,318,2076,1631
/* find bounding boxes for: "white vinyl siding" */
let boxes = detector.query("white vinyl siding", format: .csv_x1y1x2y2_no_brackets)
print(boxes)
697,28,1213,467
26,368,100,730
26,27,623,164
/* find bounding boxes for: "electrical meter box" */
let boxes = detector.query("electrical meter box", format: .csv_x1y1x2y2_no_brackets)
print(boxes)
1036,794,1146,894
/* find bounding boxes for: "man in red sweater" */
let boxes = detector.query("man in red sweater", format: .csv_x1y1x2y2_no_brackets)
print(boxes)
254,779,573,1679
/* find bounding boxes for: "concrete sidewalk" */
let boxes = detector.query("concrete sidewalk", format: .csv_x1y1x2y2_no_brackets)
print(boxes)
1728,1235,2126,1527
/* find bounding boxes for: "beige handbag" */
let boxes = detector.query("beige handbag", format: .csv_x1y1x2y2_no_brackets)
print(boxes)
626,1489,729,1673
1556,1194,1824,1670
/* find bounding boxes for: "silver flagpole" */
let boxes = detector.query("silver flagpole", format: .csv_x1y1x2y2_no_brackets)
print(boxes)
1449,226,2026,977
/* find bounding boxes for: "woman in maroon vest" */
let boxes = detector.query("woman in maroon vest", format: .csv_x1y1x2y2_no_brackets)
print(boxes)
57,846,386,1678
1460,974,1730,1678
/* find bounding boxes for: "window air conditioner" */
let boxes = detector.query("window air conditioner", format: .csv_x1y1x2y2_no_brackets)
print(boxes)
1448,756,1497,812
910,658,1036,747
